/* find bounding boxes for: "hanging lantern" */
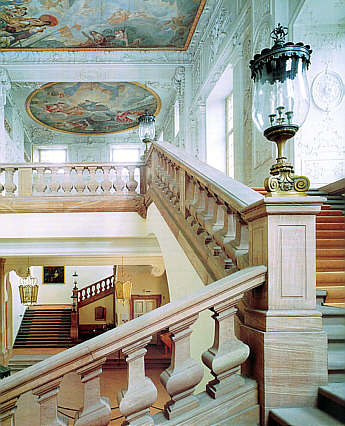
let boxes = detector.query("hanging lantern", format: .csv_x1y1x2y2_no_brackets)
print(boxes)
250,24,312,196
115,258,132,304
19,268,39,305
138,110,155,157
71,272,79,312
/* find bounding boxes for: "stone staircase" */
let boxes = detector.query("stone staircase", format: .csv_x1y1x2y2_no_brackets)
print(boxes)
317,291,345,383
268,382,345,425
13,306,73,348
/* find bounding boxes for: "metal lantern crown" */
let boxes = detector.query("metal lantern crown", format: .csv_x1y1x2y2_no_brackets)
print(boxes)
19,268,39,305
250,24,312,196
138,110,155,143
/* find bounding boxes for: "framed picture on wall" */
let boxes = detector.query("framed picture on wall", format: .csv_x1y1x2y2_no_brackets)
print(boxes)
43,266,65,284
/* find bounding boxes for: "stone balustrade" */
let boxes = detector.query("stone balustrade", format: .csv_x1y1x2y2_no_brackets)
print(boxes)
0,266,266,426
143,142,263,283
0,162,143,197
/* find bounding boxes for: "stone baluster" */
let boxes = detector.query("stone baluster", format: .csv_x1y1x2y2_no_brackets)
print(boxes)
87,166,99,194
61,166,73,193
196,191,216,232
184,174,196,211
223,214,249,270
75,358,111,426
0,168,3,195
118,337,157,425
48,167,61,194
100,166,113,194
0,398,17,426
74,166,86,193
114,166,125,194
33,167,47,194
177,167,186,214
126,166,138,194
160,315,204,419
33,378,67,426
202,296,249,399
4,168,17,196
18,167,33,196
204,198,225,236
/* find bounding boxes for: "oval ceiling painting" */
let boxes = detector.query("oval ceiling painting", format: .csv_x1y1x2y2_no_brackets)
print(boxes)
26,82,161,135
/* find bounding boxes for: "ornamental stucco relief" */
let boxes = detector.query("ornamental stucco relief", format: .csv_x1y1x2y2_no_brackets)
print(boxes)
311,70,344,112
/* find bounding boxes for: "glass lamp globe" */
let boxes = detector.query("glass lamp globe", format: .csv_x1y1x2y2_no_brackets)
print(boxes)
138,111,155,143
250,25,312,139
249,24,312,196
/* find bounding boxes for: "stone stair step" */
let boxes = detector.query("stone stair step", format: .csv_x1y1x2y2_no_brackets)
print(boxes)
323,324,345,341
268,407,343,425
328,347,345,370
318,383,345,423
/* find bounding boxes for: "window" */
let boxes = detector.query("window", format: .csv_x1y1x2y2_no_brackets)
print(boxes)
174,100,180,137
111,146,141,162
33,146,67,163
226,92,234,177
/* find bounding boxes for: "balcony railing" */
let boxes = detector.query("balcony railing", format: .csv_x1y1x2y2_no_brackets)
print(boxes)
0,162,144,197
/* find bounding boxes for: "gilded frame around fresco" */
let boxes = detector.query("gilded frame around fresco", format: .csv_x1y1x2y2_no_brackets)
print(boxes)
0,0,206,52
25,81,162,135
42,266,65,285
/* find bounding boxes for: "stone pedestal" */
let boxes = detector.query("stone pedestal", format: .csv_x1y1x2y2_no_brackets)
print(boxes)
240,197,328,425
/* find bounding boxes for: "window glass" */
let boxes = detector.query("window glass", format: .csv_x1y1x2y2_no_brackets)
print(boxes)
39,149,67,163
226,92,234,177
112,148,140,162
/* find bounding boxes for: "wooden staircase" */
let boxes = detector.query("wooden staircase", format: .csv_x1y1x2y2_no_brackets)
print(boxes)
13,307,74,348
317,205,345,307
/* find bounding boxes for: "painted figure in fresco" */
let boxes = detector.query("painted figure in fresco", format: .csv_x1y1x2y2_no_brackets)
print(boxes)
115,110,144,123
81,30,107,47
45,101,83,115
0,6,58,46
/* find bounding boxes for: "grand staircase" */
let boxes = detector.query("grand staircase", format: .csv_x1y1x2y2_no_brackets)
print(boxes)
13,306,73,348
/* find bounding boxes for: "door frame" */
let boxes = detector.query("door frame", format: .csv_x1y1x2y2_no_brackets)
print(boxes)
130,294,162,320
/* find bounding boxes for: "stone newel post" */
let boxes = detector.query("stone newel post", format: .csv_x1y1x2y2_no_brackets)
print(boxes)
240,197,328,425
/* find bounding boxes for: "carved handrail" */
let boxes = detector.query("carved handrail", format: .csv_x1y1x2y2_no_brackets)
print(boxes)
143,142,264,283
78,275,114,308
0,265,266,425
149,142,262,211
0,162,144,197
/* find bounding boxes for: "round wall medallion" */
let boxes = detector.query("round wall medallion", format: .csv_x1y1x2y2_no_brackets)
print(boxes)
26,82,161,135
311,70,344,112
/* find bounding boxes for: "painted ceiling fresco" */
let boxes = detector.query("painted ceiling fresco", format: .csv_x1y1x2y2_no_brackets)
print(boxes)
0,0,205,50
26,82,161,134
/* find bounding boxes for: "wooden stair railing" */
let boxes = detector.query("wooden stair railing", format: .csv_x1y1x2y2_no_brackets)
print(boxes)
69,275,115,342
77,275,114,308
0,266,266,426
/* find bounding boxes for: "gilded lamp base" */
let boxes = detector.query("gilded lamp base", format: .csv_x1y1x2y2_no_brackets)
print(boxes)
263,125,310,197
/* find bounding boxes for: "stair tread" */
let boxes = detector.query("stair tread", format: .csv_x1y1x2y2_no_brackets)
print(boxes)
319,383,345,406
269,407,343,425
